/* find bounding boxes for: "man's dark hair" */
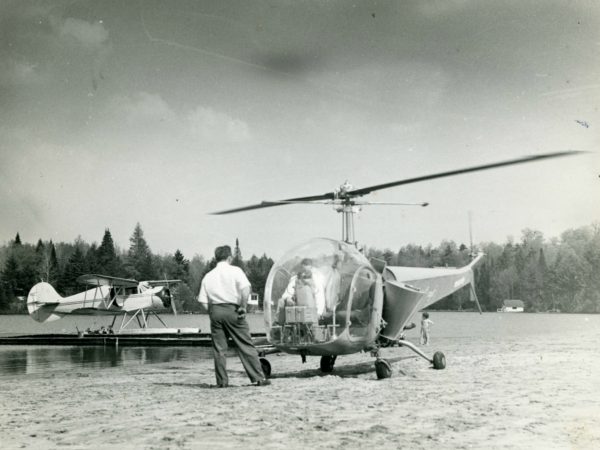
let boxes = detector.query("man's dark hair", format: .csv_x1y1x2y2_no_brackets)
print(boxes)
215,245,232,262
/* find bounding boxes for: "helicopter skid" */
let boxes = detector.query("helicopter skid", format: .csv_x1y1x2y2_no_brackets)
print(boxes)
370,337,446,370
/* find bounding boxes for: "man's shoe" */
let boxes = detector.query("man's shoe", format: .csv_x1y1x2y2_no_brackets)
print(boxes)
254,379,271,387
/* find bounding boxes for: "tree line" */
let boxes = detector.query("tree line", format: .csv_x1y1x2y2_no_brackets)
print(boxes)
366,224,600,313
0,224,274,314
1,222,599,314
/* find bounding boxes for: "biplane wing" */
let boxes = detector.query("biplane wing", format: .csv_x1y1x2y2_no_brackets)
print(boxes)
143,280,181,286
76,274,139,288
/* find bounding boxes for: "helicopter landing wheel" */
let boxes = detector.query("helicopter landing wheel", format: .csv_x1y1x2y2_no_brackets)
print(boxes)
375,358,392,379
260,358,272,378
320,355,337,373
432,351,446,370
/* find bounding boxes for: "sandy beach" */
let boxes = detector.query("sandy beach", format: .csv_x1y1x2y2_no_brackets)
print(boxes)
1,316,599,450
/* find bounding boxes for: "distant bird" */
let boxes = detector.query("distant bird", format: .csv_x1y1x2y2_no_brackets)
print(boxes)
575,119,589,128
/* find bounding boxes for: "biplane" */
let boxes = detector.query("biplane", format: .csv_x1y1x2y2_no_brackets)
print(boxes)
27,275,180,333
212,151,583,379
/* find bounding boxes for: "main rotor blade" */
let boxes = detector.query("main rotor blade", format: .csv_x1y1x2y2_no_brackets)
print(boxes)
347,151,585,197
210,150,585,215
354,201,429,207
211,194,335,215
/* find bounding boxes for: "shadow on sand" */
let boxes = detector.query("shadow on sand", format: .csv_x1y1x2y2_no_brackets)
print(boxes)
152,355,418,389
267,355,416,380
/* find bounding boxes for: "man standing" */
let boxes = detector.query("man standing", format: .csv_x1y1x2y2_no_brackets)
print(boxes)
199,245,270,387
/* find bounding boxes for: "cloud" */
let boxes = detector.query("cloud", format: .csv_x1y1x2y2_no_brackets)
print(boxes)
107,93,251,145
58,17,109,48
110,92,176,123
187,106,251,143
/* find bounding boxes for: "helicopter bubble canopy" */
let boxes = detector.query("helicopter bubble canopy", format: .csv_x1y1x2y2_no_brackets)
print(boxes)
264,238,380,351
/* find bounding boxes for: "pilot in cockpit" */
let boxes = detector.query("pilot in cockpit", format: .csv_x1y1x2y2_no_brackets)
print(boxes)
277,258,326,319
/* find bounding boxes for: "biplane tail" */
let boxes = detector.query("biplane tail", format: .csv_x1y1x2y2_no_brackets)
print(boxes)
27,282,64,323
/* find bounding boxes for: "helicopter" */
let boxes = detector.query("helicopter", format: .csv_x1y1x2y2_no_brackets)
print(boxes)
212,151,583,379
27,275,181,333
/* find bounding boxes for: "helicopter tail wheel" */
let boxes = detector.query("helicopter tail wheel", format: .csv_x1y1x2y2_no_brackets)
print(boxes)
432,351,446,370
260,358,272,378
375,358,392,379
320,355,337,373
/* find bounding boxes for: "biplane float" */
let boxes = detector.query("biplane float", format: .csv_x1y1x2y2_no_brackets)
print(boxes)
27,275,182,333
212,151,583,379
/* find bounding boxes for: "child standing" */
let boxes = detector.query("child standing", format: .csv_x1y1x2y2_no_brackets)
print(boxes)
420,312,434,345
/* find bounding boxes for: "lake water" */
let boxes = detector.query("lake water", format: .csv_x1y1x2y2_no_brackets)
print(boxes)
0,311,597,378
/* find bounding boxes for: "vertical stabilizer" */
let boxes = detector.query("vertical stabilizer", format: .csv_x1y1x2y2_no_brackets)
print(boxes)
27,282,63,323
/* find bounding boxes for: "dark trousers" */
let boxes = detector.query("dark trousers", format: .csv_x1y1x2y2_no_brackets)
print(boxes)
209,303,265,386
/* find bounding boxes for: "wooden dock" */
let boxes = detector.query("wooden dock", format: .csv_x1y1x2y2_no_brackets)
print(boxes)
0,331,270,348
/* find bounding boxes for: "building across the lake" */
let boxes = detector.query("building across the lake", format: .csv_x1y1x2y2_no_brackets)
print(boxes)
497,299,525,313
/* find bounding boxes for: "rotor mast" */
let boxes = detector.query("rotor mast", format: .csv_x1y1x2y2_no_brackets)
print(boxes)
339,202,359,245
334,182,360,245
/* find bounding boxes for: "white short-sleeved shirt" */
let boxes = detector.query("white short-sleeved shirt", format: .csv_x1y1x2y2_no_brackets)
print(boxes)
198,261,251,305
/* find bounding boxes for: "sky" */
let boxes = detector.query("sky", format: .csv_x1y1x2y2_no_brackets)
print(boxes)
1,0,599,260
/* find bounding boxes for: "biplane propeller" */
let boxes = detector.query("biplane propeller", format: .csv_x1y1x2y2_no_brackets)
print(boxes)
27,274,181,333
211,151,583,379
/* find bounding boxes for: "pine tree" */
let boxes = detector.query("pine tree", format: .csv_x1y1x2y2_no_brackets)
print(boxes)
34,239,46,283
48,242,59,285
173,249,190,282
232,238,245,271
59,245,86,295
97,229,121,276
125,223,156,280
14,233,22,246
85,243,100,273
